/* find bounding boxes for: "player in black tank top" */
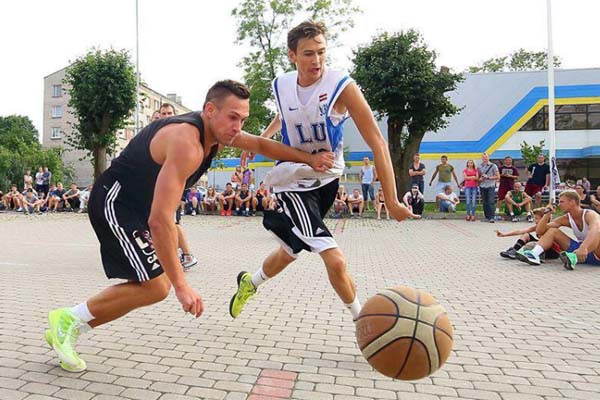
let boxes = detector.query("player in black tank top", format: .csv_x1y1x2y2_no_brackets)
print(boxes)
45,80,336,373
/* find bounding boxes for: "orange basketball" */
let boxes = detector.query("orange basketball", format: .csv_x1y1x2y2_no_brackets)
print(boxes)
355,286,453,380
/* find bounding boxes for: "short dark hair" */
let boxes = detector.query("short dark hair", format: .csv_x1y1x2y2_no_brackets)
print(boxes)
287,20,327,52
204,80,250,108
160,103,175,113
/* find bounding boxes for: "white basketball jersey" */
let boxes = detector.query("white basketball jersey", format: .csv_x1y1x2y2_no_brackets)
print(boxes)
269,68,353,192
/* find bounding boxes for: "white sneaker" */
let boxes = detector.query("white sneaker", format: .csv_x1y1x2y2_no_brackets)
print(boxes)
182,254,198,271
191,210,196,216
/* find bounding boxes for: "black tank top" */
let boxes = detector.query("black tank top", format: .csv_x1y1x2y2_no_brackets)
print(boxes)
106,112,218,213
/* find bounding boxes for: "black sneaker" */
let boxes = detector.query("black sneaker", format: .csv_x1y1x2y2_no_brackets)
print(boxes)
511,216,519,222
527,214,534,223
489,218,495,223
500,247,517,259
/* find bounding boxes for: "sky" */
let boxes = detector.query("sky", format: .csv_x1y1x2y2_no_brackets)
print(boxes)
1,0,599,135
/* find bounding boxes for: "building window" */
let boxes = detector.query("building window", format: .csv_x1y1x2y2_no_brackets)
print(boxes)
51,127,61,139
520,104,600,131
52,105,63,118
52,84,62,97
154,100,160,110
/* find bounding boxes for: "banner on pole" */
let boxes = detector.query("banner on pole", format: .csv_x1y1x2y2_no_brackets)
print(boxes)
551,156,560,187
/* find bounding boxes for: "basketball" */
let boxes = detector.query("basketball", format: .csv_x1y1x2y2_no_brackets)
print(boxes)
355,286,453,380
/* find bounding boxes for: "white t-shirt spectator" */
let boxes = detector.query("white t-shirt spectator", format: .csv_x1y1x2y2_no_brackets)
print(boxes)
438,192,459,203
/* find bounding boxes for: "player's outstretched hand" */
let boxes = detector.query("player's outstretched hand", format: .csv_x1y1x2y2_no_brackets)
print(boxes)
175,285,204,318
309,151,335,172
389,201,421,221
495,230,505,237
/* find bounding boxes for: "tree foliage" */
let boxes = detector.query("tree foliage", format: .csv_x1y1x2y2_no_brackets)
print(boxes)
520,139,547,166
468,48,561,73
231,0,360,138
64,48,136,179
0,115,72,191
352,30,463,194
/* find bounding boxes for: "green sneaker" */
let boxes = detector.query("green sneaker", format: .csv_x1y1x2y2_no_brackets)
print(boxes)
44,330,87,372
47,308,87,372
229,271,257,318
560,251,577,271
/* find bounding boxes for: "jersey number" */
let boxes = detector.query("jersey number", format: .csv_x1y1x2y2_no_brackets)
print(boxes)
295,123,327,144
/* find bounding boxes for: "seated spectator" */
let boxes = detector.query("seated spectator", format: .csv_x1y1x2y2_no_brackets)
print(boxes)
504,181,533,222
218,183,236,216
403,184,425,216
22,183,38,196
590,185,600,213
78,185,93,213
235,183,252,216
516,191,600,268
0,190,4,210
437,185,459,213
375,188,389,220
185,186,202,216
253,182,270,214
496,206,559,260
332,185,348,218
48,182,67,212
347,188,364,217
4,185,23,211
202,186,218,213
22,188,44,214
575,183,593,210
62,183,81,211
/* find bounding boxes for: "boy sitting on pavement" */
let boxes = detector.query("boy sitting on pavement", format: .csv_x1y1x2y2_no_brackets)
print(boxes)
496,206,560,260
516,190,600,269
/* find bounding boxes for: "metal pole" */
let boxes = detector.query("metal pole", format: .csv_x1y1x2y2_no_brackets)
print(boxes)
135,0,140,134
547,0,557,201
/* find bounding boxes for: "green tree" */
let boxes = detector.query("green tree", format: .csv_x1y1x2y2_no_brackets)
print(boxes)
64,48,136,179
520,139,547,166
468,48,561,73
231,0,360,137
0,115,72,190
352,30,463,194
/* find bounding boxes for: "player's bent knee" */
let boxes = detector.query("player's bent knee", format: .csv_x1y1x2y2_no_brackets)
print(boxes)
326,257,348,279
142,275,171,303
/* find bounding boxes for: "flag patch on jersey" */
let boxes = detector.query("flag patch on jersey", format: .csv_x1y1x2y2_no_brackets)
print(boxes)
319,93,328,102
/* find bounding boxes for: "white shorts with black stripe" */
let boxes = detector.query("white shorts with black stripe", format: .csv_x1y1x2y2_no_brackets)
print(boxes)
263,179,339,257
88,174,163,282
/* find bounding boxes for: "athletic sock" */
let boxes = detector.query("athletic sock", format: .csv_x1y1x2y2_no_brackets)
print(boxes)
531,245,544,257
251,267,269,288
510,212,514,216
71,302,95,332
495,208,500,214
345,296,362,320
513,239,526,251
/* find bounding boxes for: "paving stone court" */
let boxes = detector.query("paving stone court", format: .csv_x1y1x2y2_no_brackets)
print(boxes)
1,212,599,400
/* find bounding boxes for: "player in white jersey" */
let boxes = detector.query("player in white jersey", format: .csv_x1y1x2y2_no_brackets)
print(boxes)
229,20,420,321
516,190,600,269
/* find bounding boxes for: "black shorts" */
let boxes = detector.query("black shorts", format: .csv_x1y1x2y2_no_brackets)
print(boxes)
263,179,338,257
88,174,163,282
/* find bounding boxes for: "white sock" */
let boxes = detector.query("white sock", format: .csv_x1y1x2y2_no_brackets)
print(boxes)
510,212,514,216
345,296,362,320
71,302,95,329
531,245,544,257
495,208,500,214
251,267,270,288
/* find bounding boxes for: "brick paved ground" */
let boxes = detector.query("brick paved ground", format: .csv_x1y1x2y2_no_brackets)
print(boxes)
0,212,599,400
